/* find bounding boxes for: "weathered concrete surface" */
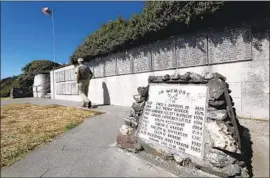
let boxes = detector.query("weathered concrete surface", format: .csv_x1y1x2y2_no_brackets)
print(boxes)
50,30,269,120
1,98,268,177
1,98,176,177
51,59,269,120
239,118,270,178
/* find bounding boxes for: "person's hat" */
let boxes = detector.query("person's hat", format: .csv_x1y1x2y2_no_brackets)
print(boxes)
77,58,84,62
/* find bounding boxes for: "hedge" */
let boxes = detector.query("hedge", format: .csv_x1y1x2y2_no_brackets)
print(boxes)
70,1,270,64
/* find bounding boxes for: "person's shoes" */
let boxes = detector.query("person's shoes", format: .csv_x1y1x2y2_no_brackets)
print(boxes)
88,101,92,109
81,102,87,107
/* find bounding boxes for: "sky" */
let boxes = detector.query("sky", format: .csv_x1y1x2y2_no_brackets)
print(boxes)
1,1,145,79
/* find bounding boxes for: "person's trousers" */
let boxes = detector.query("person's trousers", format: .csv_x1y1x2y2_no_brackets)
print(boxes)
78,80,90,104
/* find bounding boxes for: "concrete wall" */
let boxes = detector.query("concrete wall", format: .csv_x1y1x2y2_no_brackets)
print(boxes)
50,26,269,120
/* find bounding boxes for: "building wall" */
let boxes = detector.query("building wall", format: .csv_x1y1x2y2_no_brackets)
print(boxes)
50,26,269,120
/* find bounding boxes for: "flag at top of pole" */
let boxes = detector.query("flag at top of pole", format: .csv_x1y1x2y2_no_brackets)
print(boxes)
42,7,52,16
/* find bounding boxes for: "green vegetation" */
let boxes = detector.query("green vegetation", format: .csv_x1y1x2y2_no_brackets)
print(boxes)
1,76,21,98
0,60,61,97
64,120,83,131
70,1,270,64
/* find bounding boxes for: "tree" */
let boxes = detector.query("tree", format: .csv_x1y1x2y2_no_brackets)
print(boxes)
19,60,61,88
70,1,270,64
1,60,61,97
70,1,226,64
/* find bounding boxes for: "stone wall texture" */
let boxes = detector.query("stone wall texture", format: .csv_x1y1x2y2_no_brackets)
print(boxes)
50,26,269,120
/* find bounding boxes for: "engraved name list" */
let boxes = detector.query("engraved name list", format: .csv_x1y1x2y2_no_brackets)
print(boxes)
138,84,208,159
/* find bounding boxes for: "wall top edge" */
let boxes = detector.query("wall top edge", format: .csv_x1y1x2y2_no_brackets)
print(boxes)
51,65,76,73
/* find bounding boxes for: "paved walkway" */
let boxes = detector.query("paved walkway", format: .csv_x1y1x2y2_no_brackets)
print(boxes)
1,98,177,177
1,98,269,177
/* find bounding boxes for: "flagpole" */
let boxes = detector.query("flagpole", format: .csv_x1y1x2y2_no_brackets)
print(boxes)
51,9,56,63
42,7,56,99
51,9,56,99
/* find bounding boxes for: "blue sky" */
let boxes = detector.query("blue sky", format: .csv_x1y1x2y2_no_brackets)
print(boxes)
1,1,144,79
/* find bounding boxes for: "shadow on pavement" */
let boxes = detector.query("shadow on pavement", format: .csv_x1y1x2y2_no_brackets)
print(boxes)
241,126,253,177
91,104,110,109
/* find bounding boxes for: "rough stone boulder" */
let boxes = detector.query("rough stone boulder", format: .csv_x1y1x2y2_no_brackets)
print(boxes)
116,72,250,178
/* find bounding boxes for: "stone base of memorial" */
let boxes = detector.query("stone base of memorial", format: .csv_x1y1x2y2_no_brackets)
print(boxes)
116,72,250,178
116,87,147,153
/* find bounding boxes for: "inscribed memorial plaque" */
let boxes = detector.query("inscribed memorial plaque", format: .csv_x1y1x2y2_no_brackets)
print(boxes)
208,27,252,64
58,71,65,82
117,52,132,75
70,68,77,81
57,83,61,94
56,84,61,94
65,69,71,81
252,31,270,60
55,72,60,83
138,83,208,159
151,40,176,70
104,56,117,76
71,82,78,95
59,83,66,94
176,35,208,68
57,71,62,82
65,83,72,94
87,61,95,78
131,47,152,73
93,59,104,78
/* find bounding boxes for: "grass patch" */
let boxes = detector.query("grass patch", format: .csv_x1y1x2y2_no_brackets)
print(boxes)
1,97,12,100
64,120,83,131
0,103,103,167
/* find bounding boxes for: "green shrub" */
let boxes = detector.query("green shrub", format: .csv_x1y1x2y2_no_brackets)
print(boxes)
1,60,61,97
0,76,21,97
70,1,270,64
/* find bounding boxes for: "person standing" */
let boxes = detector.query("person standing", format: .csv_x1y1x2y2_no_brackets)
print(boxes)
75,58,93,108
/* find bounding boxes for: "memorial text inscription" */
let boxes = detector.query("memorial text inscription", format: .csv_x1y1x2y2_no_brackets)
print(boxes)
56,84,60,94
65,69,71,81
59,71,65,82
65,68,76,81
65,83,72,94
132,47,152,73
70,68,77,81
93,59,104,78
71,82,78,95
117,53,133,75
138,84,208,159
104,56,117,76
87,60,95,78
176,35,208,67
208,27,252,64
55,72,60,83
152,40,176,70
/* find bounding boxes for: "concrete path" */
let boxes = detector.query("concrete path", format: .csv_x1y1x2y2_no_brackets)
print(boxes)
238,119,269,177
1,98,177,177
1,98,269,177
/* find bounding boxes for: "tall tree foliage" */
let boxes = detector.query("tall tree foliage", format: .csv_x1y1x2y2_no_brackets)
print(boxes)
70,1,226,63
1,60,61,97
19,60,61,88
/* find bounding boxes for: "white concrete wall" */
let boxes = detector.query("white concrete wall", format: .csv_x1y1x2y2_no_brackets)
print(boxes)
50,29,269,120
50,65,82,102
86,59,269,120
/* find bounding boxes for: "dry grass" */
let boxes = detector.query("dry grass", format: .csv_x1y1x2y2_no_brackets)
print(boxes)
1,103,102,167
